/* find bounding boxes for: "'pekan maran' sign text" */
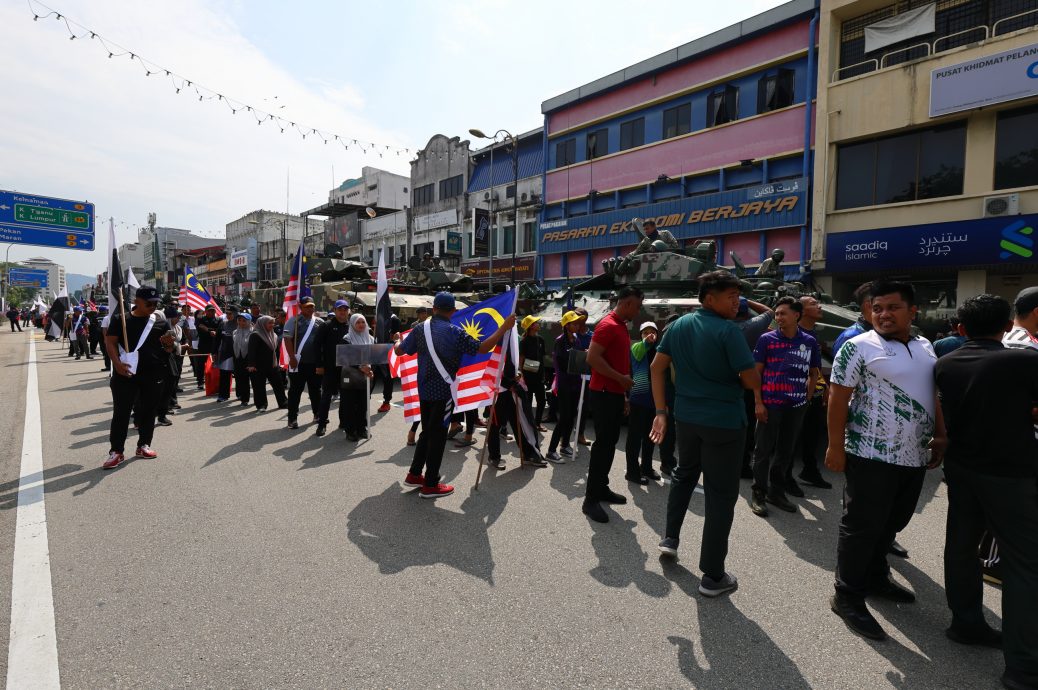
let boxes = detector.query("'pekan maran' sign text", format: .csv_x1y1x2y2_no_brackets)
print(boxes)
538,179,806,254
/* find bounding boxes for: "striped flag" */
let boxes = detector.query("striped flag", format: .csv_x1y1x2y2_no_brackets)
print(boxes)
388,329,419,422
183,266,224,317
280,240,308,369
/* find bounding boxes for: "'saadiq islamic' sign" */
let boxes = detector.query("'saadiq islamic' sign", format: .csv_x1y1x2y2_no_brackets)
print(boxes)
930,42,1038,117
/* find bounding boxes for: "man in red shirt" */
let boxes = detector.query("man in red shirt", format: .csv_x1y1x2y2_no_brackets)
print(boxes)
584,286,645,522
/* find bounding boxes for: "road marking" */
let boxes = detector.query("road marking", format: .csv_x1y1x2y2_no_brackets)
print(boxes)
7,334,61,688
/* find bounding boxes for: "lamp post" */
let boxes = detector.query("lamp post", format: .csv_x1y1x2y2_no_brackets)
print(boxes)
470,127,519,288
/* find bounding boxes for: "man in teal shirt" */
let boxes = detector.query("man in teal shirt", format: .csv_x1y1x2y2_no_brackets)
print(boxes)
650,271,765,598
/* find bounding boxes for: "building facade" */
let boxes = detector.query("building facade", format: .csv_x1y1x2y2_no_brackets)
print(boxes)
225,210,322,296
462,128,544,285
813,0,1038,320
409,135,474,262
538,0,820,289
138,225,215,293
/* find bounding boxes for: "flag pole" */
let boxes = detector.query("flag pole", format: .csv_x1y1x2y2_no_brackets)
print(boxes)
473,287,519,489
118,288,129,354
514,391,527,468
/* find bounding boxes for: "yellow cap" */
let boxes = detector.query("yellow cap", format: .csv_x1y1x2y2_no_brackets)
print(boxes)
560,311,581,327
520,315,541,331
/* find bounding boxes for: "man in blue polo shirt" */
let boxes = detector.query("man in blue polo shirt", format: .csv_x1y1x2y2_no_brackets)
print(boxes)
650,271,764,598
395,292,514,499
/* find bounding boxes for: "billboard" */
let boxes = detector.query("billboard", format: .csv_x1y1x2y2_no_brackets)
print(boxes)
8,268,49,288
326,214,360,247
472,208,490,257
930,42,1038,118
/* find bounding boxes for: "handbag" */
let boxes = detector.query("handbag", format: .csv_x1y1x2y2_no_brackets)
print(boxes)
522,358,541,373
340,366,368,390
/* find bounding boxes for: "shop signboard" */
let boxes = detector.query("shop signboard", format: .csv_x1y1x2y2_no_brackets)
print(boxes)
930,42,1038,117
460,256,536,282
825,214,1037,272
446,232,462,255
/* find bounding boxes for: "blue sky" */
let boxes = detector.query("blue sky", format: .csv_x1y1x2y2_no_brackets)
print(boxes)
0,0,787,276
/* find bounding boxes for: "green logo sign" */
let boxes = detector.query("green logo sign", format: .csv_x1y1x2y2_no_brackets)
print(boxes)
1000,220,1034,259
14,204,91,230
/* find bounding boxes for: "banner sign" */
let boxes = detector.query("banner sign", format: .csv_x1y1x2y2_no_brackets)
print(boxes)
460,256,536,282
229,249,248,269
825,214,1037,272
446,231,462,255
415,209,458,233
8,268,49,288
246,238,258,281
930,42,1038,117
473,208,490,257
539,177,806,254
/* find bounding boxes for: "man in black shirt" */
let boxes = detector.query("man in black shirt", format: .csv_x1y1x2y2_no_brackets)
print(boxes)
315,300,351,436
935,294,1038,690
103,286,175,470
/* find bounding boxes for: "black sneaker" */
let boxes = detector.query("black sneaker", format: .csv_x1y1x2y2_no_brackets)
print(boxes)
830,593,886,641
699,573,738,598
868,578,915,603
766,492,797,513
582,498,608,523
155,417,173,426
346,432,359,442
642,468,662,481
625,473,649,485
287,420,299,430
946,622,1002,649
888,540,910,559
750,490,769,517
785,477,805,498
799,471,832,489
315,424,327,437
488,457,505,470
658,537,679,557
600,488,627,505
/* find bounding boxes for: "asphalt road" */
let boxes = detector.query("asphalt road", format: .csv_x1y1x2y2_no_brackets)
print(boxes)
0,327,1007,689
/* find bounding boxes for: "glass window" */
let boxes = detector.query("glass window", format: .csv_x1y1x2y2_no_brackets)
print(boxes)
835,141,876,210
620,118,645,150
502,226,515,254
413,183,434,206
523,222,536,252
587,128,608,159
439,175,463,199
662,104,691,139
555,138,576,167
708,86,739,127
438,240,446,256
919,125,967,199
995,105,1038,190
757,69,795,113
874,133,918,204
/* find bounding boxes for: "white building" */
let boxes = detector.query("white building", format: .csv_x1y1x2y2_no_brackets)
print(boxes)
359,211,408,267
117,243,147,282
22,256,66,296
225,210,324,285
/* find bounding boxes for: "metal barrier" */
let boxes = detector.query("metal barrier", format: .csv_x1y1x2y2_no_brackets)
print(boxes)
832,59,879,82
880,42,932,68
933,25,989,53
993,8,1038,36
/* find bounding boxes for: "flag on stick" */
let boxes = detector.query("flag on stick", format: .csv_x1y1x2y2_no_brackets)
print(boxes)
375,245,391,344
280,240,308,368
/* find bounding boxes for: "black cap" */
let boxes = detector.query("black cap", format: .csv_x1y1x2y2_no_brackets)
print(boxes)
163,306,179,318
135,286,161,303
1015,286,1038,316
300,296,315,305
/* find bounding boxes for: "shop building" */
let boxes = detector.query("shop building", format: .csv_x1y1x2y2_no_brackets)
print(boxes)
813,0,1038,321
538,0,820,289
409,135,474,262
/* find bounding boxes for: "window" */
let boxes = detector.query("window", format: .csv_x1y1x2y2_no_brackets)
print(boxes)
662,104,691,139
438,240,446,256
439,175,464,199
757,69,795,113
523,222,536,252
586,128,608,159
995,105,1038,190
556,138,576,167
413,183,434,206
835,122,966,210
261,261,279,281
506,184,516,199
502,226,515,255
707,86,739,127
620,117,645,150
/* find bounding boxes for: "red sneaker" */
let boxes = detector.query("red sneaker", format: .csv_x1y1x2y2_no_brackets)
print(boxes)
102,451,125,470
134,445,158,459
419,483,455,499
378,402,391,413
403,472,425,488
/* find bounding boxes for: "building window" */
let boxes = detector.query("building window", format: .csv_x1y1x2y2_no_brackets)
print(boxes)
586,128,608,159
835,122,966,210
555,138,577,167
662,104,691,139
757,69,794,113
620,117,645,150
523,222,536,252
995,105,1038,190
506,184,516,199
502,226,515,255
413,183,434,206
439,175,464,199
261,261,279,281
438,240,446,256
707,86,739,127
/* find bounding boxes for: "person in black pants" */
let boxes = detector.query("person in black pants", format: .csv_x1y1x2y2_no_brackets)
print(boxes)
486,354,545,470
583,286,644,523
247,316,287,411
102,286,174,470
625,321,661,483
546,312,583,462
341,314,376,441
194,305,221,389
284,297,325,429
935,294,1038,689
6,306,22,332
156,307,187,425
314,300,352,436
214,306,241,402
230,313,253,407
519,316,547,430
395,292,513,499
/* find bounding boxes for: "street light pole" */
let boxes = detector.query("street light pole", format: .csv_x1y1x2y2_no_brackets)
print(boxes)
470,127,518,289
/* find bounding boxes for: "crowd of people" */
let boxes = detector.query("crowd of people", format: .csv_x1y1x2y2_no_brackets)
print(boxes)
14,271,1037,690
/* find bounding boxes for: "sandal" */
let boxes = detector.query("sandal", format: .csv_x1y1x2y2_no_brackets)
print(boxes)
536,425,549,433
454,437,477,447
447,425,463,440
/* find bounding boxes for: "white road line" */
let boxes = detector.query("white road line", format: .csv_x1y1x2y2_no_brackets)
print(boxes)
7,335,61,689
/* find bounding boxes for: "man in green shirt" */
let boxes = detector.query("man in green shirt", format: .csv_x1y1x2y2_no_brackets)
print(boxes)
650,271,765,598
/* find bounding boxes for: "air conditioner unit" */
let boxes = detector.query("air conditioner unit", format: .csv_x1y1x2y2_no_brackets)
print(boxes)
983,193,1019,218
483,192,491,201
521,192,528,202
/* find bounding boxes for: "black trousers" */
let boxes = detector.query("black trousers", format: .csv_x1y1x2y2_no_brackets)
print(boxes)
659,410,677,472
835,455,925,601
376,364,393,402
109,369,165,453
318,368,348,428
577,381,590,438
742,389,757,470
625,404,656,475
488,390,537,460
232,357,251,403
73,334,90,358
250,369,287,410
752,404,807,496
343,388,367,435
158,368,176,417
451,409,477,435
9,319,21,332
287,363,322,422
410,399,449,487
192,354,208,386
89,331,101,354
586,390,625,499
665,421,744,580
548,386,578,452
525,371,545,424
791,394,826,477
101,344,111,370
944,462,1038,676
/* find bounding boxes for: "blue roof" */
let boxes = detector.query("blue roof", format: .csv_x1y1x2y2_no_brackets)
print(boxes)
468,139,544,193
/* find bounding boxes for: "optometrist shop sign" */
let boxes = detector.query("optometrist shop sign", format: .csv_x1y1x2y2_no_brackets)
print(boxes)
539,178,806,254
825,214,1037,272
930,42,1038,117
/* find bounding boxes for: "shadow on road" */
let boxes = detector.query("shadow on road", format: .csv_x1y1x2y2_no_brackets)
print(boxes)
0,461,128,508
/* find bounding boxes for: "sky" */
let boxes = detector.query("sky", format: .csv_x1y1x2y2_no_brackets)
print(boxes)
0,0,787,277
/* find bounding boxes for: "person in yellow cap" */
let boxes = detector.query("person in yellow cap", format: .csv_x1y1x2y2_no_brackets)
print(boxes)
520,316,547,432
546,311,585,462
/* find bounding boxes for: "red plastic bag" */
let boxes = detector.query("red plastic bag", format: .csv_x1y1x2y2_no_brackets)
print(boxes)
204,355,220,396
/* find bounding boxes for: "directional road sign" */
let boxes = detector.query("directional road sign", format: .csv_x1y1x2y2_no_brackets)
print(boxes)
8,268,49,288
0,190,94,252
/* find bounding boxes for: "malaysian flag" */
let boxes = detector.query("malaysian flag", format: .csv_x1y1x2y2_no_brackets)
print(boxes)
280,240,308,368
183,267,224,317
391,290,517,420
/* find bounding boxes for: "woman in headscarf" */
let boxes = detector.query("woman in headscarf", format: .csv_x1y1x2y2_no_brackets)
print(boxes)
232,313,254,407
342,313,375,441
246,315,287,411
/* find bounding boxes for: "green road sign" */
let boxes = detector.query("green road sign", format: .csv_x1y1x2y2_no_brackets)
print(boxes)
14,203,91,230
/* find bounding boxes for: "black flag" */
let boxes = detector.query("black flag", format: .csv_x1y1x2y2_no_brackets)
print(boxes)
375,246,391,344
46,289,68,341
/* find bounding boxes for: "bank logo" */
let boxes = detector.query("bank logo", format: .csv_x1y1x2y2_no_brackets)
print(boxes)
1000,220,1034,260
